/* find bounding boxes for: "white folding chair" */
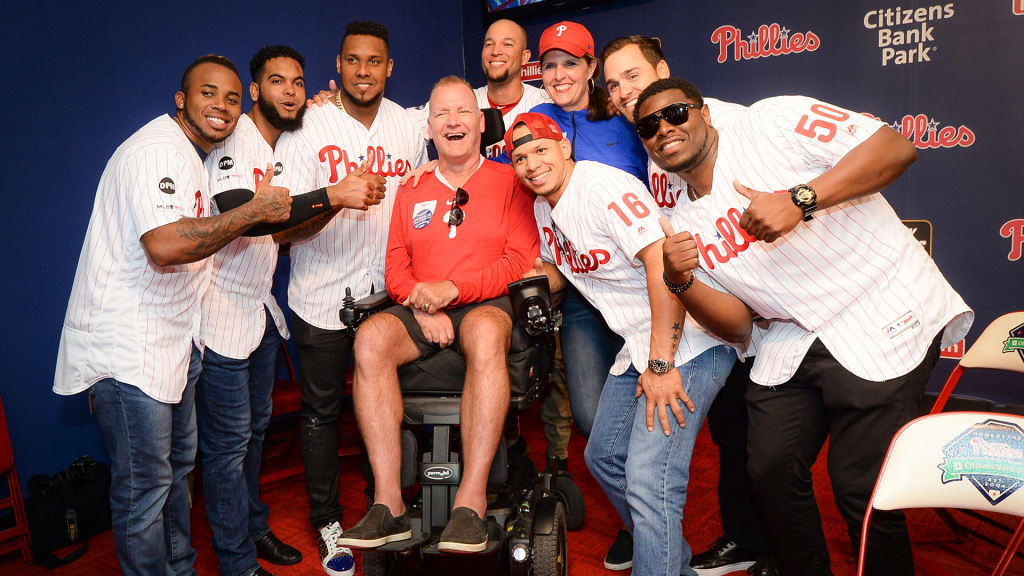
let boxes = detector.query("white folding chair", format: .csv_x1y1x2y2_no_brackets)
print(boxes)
858,412,1024,576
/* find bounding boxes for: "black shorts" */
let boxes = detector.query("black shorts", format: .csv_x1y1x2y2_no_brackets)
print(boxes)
382,295,514,359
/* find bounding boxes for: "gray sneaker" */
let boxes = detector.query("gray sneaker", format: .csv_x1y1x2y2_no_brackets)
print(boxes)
335,504,412,549
438,507,488,553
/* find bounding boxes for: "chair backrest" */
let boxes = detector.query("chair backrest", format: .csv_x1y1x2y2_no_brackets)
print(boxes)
0,396,13,473
959,311,1024,373
871,412,1024,516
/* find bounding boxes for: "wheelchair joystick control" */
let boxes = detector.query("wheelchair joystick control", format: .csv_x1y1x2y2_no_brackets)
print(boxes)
340,287,355,326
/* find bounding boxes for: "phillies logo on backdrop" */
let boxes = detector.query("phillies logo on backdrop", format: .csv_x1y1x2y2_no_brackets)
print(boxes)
1002,219,1024,261
864,112,974,149
318,145,411,183
521,60,542,83
1014,0,1023,15
710,23,820,63
542,226,610,274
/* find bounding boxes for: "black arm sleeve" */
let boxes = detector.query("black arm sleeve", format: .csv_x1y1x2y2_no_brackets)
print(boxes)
213,187,333,237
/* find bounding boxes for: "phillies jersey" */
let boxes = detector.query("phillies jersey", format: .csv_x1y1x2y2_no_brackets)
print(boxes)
201,113,289,359
409,84,551,162
275,99,427,329
670,96,973,385
534,160,729,376
648,98,748,217
55,115,211,402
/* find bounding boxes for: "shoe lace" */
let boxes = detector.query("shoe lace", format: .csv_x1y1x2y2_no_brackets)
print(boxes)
320,522,343,552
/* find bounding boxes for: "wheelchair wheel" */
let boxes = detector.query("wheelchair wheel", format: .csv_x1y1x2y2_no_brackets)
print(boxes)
532,500,567,576
553,474,586,531
362,549,393,576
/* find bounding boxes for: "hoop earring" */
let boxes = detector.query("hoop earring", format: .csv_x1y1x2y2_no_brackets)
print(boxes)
587,77,595,93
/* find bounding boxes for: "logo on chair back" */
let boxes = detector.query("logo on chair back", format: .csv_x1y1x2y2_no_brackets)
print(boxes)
938,419,1024,505
1005,322,1024,364
424,466,454,481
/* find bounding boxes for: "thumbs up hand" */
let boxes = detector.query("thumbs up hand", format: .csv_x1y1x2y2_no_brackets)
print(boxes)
733,180,803,243
659,217,698,285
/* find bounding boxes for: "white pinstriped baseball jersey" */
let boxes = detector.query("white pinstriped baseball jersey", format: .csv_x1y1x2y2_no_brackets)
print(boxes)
670,96,973,385
409,84,551,160
648,98,748,217
535,160,730,376
201,113,289,359
55,115,211,403
275,99,427,329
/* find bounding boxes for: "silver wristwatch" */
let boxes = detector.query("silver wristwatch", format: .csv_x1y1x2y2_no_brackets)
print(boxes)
648,358,675,375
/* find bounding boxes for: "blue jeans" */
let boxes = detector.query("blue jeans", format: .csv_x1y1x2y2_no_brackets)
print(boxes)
197,311,281,576
90,344,201,576
584,346,736,576
559,287,623,438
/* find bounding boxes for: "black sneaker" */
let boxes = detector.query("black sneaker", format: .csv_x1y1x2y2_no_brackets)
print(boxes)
438,507,488,553
691,536,757,576
747,559,783,576
335,504,412,549
603,529,632,570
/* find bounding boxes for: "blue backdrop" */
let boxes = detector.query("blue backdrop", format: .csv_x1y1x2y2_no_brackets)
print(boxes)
2,0,1021,492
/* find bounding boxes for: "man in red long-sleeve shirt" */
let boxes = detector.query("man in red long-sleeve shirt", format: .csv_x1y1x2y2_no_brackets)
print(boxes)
339,76,539,555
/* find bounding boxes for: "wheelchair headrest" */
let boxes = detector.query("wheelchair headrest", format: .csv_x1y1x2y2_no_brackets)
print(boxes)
481,108,506,153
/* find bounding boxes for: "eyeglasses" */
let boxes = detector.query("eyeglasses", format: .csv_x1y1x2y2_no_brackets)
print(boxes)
448,187,470,227
636,102,695,139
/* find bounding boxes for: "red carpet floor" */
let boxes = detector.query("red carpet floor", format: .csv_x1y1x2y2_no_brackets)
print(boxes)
2,403,1019,575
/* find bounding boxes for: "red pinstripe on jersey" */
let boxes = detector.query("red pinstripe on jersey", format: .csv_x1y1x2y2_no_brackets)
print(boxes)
201,114,288,359
275,100,428,329
56,115,210,402
669,96,972,385
536,161,731,376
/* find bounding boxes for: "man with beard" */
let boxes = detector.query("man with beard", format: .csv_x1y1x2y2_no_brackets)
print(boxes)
409,18,550,162
638,78,973,576
273,21,427,575
54,55,293,576
198,45,386,576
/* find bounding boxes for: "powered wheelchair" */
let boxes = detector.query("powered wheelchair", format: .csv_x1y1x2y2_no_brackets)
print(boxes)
339,273,583,576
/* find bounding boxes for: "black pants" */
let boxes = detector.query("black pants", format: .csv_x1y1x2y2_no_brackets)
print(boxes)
291,311,354,529
746,335,942,576
706,359,773,557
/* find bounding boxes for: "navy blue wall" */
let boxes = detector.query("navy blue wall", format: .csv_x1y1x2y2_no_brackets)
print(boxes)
2,0,1021,493
0,0,464,490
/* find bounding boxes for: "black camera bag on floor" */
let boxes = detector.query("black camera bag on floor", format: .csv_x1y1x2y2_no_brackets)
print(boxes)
25,455,112,568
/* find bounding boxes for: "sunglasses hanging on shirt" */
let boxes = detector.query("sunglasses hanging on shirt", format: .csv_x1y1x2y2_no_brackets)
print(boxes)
448,187,470,227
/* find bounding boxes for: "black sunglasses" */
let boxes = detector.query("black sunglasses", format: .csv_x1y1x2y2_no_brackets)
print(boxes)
636,102,695,139
448,187,470,227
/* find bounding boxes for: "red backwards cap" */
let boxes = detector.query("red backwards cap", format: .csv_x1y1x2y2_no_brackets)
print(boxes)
504,112,564,158
538,21,595,59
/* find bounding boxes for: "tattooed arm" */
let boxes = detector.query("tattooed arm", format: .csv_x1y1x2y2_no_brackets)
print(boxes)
141,165,292,266
636,238,693,435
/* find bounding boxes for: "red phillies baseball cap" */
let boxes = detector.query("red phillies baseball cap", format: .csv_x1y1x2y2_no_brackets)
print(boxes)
538,21,595,59
504,112,564,156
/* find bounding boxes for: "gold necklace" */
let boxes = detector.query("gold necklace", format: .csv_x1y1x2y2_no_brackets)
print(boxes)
334,90,346,112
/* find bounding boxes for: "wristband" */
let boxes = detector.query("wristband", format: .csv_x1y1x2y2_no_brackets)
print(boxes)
663,271,695,294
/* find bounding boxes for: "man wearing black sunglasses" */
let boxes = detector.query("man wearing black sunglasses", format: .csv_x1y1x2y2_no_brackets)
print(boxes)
341,76,539,554
636,77,972,576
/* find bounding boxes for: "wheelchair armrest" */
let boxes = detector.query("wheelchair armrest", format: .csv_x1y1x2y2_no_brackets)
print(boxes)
339,288,395,329
507,275,561,337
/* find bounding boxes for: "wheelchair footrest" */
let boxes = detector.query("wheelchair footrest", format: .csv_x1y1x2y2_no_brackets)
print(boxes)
377,530,434,553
